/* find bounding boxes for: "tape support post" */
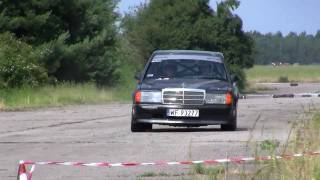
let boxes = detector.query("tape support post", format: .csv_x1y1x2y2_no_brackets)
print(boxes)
17,151,320,180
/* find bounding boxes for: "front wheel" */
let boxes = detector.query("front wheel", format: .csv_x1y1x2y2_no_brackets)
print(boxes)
221,122,236,131
221,108,237,131
131,119,152,132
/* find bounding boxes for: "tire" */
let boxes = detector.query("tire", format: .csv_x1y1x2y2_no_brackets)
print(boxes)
221,108,237,131
221,122,236,131
131,119,152,132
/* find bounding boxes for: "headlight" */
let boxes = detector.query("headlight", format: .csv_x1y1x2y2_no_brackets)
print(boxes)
205,92,233,105
135,91,162,103
205,94,226,104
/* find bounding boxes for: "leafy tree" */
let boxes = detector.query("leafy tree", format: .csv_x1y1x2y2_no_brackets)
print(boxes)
0,32,48,88
122,0,254,89
0,0,120,85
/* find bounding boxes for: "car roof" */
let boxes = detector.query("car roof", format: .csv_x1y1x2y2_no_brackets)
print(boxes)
153,50,224,59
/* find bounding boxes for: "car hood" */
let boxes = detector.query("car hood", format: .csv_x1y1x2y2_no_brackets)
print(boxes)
140,79,231,91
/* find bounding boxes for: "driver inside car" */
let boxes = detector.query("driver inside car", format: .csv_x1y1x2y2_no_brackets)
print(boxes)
162,63,177,78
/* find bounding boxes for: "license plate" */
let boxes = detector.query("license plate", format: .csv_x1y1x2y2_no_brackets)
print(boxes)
167,109,199,117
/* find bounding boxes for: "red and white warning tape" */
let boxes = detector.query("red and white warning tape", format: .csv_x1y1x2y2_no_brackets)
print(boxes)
18,151,320,180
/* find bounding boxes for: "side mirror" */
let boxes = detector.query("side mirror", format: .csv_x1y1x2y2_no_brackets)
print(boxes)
134,72,142,80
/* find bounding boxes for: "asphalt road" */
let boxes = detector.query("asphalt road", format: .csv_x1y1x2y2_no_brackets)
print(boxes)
1,84,320,180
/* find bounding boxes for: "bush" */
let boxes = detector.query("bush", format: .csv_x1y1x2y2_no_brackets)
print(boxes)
0,0,120,86
0,32,48,88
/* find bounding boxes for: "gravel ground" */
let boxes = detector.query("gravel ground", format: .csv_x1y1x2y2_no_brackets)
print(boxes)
1,84,320,180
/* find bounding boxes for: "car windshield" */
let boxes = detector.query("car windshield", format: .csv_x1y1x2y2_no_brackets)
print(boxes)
144,59,228,81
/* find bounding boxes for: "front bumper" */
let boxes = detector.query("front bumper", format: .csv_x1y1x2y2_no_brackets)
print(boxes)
132,103,235,126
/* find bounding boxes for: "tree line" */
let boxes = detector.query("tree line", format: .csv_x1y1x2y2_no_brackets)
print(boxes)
250,31,320,65
1,0,278,90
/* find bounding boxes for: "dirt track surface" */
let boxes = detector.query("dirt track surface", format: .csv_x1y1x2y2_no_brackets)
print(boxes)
1,84,320,179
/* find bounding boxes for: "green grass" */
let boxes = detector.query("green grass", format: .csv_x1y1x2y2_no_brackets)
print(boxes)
137,172,158,177
184,112,320,180
191,164,225,179
137,171,171,178
246,65,320,83
0,82,135,110
253,112,320,180
0,57,140,111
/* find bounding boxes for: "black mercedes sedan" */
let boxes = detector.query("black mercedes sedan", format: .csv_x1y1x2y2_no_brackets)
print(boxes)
131,50,239,132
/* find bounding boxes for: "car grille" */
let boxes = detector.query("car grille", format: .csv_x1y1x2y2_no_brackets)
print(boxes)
162,88,205,105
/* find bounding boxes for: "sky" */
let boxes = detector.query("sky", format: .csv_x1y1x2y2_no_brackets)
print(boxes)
117,0,320,35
